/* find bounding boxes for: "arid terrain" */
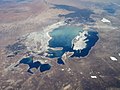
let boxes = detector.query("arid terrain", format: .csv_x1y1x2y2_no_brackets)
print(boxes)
0,0,120,90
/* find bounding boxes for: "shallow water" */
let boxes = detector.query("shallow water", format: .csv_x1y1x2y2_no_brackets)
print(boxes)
49,26,83,49
15,24,99,73
47,25,99,63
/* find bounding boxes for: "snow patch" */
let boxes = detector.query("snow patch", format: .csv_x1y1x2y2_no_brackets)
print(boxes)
118,53,120,57
91,76,97,79
110,56,117,61
101,18,111,23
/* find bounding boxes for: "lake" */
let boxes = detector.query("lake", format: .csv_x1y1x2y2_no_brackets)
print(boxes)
15,57,51,74
47,25,99,64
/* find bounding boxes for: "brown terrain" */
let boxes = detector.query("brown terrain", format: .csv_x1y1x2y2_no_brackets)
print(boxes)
0,0,120,90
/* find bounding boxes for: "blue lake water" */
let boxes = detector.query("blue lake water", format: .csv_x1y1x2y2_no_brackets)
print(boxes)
15,25,99,74
48,26,83,49
57,58,65,65
47,49,64,58
14,4,99,74
15,57,51,74
40,64,51,72
71,31,99,57
47,25,99,64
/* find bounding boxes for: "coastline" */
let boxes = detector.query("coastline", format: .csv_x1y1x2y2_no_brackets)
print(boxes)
43,21,66,51
21,21,66,54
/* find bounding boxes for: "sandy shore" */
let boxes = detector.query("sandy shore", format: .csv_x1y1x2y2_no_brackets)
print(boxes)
43,21,66,51
23,21,66,54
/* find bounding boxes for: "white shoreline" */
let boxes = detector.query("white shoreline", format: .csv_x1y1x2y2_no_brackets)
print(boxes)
72,31,88,51
23,21,66,54
23,21,99,60
43,21,66,50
